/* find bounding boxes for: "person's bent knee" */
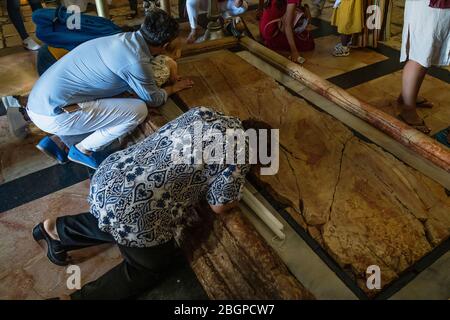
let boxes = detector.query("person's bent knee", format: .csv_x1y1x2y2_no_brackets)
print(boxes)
131,100,148,125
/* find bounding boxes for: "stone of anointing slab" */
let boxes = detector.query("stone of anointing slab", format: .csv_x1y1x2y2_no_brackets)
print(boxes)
130,108,314,299
176,50,450,295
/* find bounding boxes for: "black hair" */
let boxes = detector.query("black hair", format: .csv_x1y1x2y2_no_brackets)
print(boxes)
140,9,179,47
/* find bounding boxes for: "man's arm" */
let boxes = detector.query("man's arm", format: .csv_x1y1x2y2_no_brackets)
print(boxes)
120,62,193,107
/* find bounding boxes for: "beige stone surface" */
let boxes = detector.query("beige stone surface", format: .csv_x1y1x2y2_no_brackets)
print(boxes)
323,138,450,289
0,49,37,96
5,35,22,48
177,50,450,295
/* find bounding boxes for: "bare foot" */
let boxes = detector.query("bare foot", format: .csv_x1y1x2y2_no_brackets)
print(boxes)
399,110,431,134
397,95,433,109
400,109,422,124
43,218,60,241
187,28,201,44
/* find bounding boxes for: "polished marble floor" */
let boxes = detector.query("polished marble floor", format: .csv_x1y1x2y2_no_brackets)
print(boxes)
0,2,448,300
302,35,388,79
349,71,450,135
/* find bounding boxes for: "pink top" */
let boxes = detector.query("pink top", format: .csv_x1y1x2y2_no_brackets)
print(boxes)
259,0,301,40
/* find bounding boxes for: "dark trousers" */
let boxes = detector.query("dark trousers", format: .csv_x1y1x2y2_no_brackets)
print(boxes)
36,45,57,76
6,0,42,40
56,212,179,300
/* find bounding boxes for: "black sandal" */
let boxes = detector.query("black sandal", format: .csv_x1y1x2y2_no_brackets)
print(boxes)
32,223,69,266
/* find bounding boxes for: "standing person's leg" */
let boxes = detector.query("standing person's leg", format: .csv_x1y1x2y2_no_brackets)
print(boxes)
186,0,206,43
340,34,352,46
6,0,29,40
399,60,430,133
70,240,180,299
6,0,41,50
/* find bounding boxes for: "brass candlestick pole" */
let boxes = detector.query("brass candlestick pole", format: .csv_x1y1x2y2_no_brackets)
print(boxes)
199,0,225,42
95,0,110,18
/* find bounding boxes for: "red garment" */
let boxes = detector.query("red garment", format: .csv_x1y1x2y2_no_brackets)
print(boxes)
429,0,450,8
259,0,314,52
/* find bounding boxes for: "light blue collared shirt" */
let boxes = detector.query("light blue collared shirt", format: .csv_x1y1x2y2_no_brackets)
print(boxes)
28,31,167,116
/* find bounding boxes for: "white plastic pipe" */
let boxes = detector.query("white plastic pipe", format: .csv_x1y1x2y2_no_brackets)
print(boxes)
242,187,286,240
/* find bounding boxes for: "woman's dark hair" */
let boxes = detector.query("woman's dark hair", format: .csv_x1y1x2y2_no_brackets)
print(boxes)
264,0,287,9
140,9,179,47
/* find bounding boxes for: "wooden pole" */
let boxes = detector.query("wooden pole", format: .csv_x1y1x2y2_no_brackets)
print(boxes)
240,37,450,173
181,37,239,57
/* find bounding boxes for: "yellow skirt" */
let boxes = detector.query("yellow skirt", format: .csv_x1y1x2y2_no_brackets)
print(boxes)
331,0,364,35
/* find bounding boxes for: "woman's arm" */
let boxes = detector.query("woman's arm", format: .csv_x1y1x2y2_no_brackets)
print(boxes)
210,201,239,214
284,3,300,62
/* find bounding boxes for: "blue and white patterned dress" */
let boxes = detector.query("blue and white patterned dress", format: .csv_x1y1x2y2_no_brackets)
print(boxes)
88,107,250,248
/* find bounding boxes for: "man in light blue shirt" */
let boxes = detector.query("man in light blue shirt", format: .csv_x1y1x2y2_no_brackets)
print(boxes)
27,9,193,169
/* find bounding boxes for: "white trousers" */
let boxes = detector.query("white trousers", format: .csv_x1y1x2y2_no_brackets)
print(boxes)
28,98,148,151
186,0,248,29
